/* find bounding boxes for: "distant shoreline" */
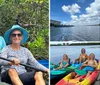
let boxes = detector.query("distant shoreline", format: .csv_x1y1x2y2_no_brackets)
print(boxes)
50,24,74,27
50,20,100,27
86,25,100,26
50,25,100,28
50,42,100,46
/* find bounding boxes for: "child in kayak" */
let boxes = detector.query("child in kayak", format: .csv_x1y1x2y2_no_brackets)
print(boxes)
55,54,70,70
73,53,98,81
73,48,88,63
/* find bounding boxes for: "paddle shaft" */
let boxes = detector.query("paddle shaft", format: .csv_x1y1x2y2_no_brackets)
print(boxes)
0,57,46,72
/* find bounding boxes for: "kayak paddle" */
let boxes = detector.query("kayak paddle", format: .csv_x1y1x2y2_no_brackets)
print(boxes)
0,57,47,72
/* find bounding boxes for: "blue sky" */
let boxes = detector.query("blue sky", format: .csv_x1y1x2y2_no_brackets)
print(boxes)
50,0,100,25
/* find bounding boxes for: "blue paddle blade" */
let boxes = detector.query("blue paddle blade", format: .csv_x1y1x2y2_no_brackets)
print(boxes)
75,69,87,75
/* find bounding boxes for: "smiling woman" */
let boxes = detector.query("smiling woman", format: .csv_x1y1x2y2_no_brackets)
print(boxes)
10,30,23,45
0,0,49,85
0,25,49,85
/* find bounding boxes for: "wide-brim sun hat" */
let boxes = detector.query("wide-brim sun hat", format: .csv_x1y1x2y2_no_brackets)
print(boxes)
4,25,28,44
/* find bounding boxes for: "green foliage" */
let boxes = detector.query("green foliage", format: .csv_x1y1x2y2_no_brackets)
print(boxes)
28,28,49,59
0,0,49,59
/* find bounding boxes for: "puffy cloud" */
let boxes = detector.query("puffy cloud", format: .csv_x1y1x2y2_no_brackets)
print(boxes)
63,0,100,25
62,3,81,14
79,0,100,25
86,0,100,14
71,3,81,14
71,15,78,20
62,5,70,12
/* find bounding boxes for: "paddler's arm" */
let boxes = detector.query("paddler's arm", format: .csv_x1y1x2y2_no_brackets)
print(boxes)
59,61,63,67
0,47,11,66
86,54,88,59
82,60,88,66
88,60,98,68
79,55,82,63
27,49,48,72
73,55,80,63
55,61,62,69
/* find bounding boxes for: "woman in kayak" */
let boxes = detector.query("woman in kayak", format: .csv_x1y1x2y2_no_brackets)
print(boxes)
73,48,88,63
55,54,70,70
0,25,49,85
73,53,98,81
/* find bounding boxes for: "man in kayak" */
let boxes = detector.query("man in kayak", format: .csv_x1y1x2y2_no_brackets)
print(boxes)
73,48,88,63
55,54,70,70
0,25,49,85
75,53,98,81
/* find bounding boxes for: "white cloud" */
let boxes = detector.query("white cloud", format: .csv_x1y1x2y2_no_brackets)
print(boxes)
79,0,100,25
63,0,100,25
71,3,81,14
62,5,70,12
86,0,100,14
71,15,78,20
62,3,81,14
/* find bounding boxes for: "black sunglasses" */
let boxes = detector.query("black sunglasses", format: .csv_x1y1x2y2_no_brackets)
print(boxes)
11,33,22,37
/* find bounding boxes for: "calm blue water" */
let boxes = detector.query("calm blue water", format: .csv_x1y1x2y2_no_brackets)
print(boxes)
50,26,100,41
50,45,100,64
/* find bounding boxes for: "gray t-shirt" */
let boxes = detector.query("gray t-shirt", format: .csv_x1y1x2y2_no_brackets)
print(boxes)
0,45,47,75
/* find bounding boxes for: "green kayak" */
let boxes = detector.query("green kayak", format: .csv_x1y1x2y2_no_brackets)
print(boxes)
51,67,74,75
50,63,82,76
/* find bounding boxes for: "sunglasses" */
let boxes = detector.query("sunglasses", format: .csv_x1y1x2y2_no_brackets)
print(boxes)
11,33,22,37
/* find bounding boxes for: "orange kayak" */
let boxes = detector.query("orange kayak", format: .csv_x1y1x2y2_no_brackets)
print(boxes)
56,60,100,85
